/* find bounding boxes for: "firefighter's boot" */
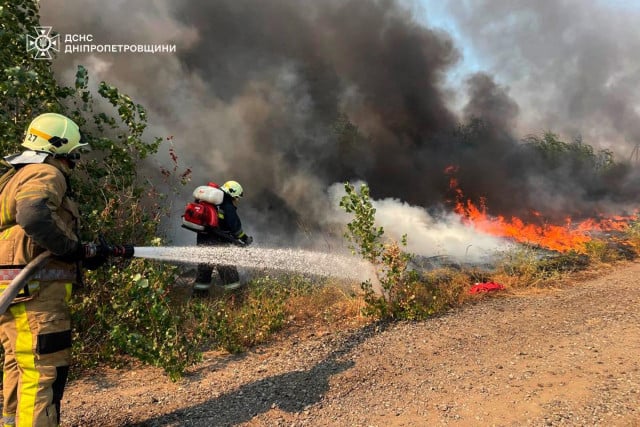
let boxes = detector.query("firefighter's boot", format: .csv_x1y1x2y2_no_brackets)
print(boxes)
216,265,243,291
193,282,211,291
193,263,213,296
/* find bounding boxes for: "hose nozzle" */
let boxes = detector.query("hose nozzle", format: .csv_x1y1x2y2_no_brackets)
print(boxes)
109,244,134,258
96,235,135,259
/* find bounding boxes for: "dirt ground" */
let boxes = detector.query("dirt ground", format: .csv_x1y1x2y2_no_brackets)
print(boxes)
60,261,640,426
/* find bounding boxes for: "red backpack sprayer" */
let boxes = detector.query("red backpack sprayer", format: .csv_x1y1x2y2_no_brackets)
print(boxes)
181,182,248,245
182,182,224,232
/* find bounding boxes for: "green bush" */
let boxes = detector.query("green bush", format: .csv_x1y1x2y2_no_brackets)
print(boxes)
623,220,640,255
339,182,449,320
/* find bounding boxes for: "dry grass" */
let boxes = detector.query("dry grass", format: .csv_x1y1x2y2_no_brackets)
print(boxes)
284,282,370,334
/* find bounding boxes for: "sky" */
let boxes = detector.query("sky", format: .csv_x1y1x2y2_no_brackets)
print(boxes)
415,0,640,152
415,1,484,84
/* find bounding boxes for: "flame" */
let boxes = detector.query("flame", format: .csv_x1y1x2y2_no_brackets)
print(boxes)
446,167,634,253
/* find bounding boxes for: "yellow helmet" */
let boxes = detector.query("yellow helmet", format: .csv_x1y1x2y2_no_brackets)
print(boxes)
22,113,87,155
221,180,244,199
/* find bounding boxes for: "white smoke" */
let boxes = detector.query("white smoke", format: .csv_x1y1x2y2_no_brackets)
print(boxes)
327,182,512,263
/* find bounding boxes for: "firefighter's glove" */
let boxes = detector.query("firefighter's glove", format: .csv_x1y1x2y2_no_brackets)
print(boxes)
58,241,109,269
81,239,111,270
57,241,88,263
82,254,108,270
240,235,253,246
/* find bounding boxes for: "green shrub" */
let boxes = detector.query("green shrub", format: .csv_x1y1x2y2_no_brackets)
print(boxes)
582,239,619,263
339,182,449,320
73,261,203,381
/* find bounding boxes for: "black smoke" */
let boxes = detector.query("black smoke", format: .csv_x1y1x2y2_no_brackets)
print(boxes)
39,0,640,246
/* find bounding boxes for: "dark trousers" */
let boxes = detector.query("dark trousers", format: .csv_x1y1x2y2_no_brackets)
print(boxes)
195,232,240,286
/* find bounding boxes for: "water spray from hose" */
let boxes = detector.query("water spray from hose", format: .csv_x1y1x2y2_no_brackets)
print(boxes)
0,244,375,316
133,246,375,282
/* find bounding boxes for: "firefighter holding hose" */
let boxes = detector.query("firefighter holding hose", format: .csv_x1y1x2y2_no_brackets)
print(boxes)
0,113,115,426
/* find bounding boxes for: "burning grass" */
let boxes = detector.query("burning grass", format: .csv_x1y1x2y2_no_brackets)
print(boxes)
446,165,638,255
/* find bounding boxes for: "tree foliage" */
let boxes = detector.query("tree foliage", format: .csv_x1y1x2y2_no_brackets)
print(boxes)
0,0,200,377
339,183,384,263
0,0,72,152
523,131,615,172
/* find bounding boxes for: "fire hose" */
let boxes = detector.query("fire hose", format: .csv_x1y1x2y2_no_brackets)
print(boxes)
0,251,52,315
0,241,135,315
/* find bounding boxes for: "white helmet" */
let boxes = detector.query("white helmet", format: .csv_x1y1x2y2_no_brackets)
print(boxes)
22,113,87,156
221,180,244,199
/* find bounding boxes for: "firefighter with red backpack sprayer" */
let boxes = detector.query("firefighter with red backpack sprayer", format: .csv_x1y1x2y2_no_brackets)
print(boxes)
181,180,253,294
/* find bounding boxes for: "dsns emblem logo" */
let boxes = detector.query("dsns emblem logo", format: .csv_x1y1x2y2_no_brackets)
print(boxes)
26,26,60,60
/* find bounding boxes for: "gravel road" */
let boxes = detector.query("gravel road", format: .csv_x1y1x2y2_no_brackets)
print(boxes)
62,261,640,426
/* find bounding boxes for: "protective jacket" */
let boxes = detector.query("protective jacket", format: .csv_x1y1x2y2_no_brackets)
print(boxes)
0,159,79,273
215,192,247,240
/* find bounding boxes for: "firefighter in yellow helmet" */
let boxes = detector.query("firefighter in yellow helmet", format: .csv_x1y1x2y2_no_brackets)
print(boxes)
0,113,106,426
193,180,253,294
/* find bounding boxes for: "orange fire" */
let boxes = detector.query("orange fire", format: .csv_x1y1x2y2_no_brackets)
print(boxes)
446,166,634,253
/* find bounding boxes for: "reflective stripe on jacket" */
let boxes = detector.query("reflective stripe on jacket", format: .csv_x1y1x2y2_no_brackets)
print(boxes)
0,268,76,282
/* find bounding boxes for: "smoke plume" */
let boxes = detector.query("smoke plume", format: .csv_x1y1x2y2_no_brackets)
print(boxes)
445,0,640,149
38,0,640,258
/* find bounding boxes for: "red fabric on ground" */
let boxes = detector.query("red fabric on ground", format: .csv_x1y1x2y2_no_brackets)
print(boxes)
469,281,505,294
